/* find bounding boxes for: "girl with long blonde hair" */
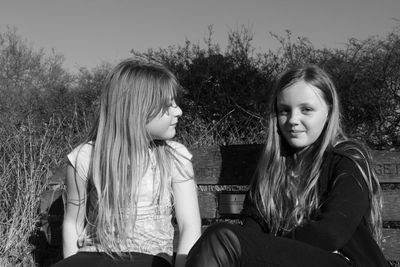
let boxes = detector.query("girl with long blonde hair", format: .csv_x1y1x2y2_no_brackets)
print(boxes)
186,65,388,267
53,59,201,267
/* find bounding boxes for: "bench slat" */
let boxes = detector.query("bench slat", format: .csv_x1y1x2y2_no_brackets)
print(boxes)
382,190,400,221
382,228,400,262
198,190,400,221
192,146,400,184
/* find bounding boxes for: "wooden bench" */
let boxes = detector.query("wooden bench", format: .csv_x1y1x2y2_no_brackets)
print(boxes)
41,145,400,265
191,144,400,264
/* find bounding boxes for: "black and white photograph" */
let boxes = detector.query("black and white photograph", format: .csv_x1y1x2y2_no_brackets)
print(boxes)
0,0,399,266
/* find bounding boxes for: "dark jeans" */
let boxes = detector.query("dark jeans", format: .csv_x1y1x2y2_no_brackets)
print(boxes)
51,252,172,267
186,221,351,267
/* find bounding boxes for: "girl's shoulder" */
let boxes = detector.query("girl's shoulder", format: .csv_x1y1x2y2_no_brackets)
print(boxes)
67,142,94,181
331,139,373,169
166,141,194,182
166,140,192,161
332,139,370,158
322,140,373,186
68,142,94,161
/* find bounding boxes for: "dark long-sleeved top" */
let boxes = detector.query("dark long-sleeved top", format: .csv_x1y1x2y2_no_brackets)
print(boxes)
242,147,389,267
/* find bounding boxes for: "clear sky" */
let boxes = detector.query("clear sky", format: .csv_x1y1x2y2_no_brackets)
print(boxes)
1,0,399,73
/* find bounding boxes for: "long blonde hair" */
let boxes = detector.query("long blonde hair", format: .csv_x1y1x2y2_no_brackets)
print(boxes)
249,65,382,244
86,59,185,254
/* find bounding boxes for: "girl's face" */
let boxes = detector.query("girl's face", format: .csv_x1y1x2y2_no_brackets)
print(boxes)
277,80,329,150
146,99,182,140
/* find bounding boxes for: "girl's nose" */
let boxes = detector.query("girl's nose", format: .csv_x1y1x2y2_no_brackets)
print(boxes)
172,105,183,117
288,111,300,125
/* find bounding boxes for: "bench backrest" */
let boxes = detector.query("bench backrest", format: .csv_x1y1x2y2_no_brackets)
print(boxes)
41,145,400,263
191,145,400,262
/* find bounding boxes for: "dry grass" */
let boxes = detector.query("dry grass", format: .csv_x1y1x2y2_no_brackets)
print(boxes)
0,117,82,266
177,107,266,148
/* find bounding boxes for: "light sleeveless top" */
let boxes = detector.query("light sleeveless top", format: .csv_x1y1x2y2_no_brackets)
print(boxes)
67,141,192,264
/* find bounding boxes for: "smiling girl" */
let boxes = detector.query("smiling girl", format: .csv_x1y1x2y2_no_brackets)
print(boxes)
186,65,388,267
52,59,201,267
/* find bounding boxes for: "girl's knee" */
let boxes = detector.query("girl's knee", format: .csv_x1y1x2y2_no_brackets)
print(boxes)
205,223,241,249
186,223,241,267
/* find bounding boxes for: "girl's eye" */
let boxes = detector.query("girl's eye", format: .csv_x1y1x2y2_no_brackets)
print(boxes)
301,107,314,113
168,99,178,108
277,108,289,115
164,100,178,115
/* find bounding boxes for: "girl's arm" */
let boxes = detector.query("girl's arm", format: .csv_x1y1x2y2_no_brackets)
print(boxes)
285,155,370,251
172,161,201,267
62,163,87,258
